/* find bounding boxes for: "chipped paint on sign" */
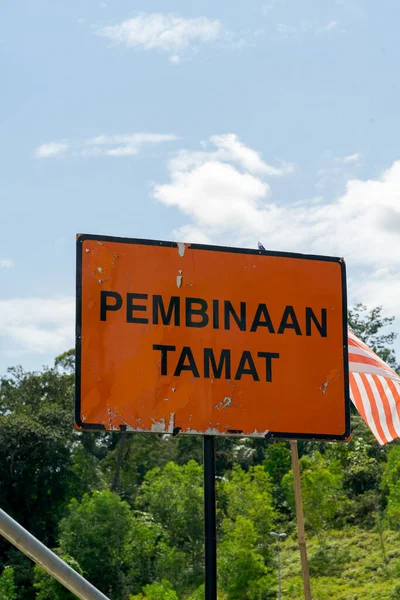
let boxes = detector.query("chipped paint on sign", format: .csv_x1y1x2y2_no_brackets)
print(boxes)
246,429,270,438
123,424,144,432
168,413,175,433
177,242,185,257
150,418,166,433
177,269,183,287
214,397,232,410
184,427,222,436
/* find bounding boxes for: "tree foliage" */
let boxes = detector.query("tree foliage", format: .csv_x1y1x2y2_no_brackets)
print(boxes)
220,466,274,560
139,461,204,591
33,556,82,600
59,490,134,598
218,517,274,600
130,580,178,600
283,452,345,539
0,303,398,599
0,365,75,543
0,567,17,600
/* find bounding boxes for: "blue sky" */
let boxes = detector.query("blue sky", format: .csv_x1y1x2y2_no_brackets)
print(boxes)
1,0,400,374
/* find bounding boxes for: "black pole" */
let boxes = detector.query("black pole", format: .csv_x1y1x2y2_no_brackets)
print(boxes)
204,435,217,600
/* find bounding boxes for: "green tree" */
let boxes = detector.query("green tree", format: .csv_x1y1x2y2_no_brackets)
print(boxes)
263,442,292,512
54,349,75,374
33,555,82,600
139,461,204,592
382,445,400,529
0,364,75,542
59,490,134,599
0,567,17,600
173,435,203,468
167,436,260,477
333,432,386,529
186,584,205,600
282,452,345,542
0,361,80,600
220,466,274,561
126,513,163,595
130,580,178,600
218,517,274,600
263,443,291,489
100,434,176,505
69,443,106,497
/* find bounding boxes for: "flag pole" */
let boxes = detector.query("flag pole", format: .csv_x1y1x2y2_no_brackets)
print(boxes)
290,440,312,600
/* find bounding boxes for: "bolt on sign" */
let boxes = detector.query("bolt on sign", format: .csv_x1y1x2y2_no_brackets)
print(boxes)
75,234,350,440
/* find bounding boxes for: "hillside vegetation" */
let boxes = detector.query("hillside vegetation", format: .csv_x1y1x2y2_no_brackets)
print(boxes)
281,529,400,600
0,304,399,600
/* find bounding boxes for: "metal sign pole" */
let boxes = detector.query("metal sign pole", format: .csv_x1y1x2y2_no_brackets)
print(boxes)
203,435,217,600
290,440,312,600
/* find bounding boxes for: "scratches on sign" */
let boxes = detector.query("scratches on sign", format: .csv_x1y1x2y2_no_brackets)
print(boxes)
320,370,340,395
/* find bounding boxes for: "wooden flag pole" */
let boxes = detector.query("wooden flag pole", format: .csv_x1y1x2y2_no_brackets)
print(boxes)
290,440,312,600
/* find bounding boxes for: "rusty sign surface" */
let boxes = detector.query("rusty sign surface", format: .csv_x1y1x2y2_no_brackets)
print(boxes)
75,234,350,440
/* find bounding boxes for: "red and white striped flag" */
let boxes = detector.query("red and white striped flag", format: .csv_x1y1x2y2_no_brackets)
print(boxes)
349,329,400,445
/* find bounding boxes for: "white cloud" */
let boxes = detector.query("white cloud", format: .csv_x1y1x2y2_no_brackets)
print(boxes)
172,225,212,245
96,12,228,63
0,298,74,355
153,134,400,340
168,134,295,177
153,134,295,234
355,269,400,323
33,132,179,159
154,135,400,265
155,159,270,231
83,133,179,157
34,141,69,158
342,152,362,164
0,259,14,269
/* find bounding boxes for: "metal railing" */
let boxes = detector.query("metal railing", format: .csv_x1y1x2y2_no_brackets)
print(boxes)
0,508,110,600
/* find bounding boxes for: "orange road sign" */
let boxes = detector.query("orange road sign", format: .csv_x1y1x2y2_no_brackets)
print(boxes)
75,234,350,440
